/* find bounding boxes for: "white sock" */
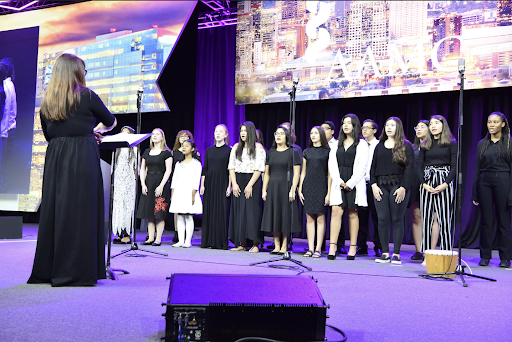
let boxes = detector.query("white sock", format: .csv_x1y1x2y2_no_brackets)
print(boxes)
184,215,194,247
173,215,186,247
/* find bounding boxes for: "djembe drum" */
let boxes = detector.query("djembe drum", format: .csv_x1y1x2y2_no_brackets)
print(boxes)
424,249,458,278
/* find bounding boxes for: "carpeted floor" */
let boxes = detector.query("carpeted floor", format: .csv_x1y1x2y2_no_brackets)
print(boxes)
0,224,511,342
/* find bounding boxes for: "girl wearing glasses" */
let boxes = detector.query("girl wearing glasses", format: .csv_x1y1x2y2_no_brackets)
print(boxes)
261,126,302,254
419,115,457,265
327,114,369,260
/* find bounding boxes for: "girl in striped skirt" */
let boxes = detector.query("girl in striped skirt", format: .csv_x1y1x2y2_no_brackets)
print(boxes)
418,115,457,265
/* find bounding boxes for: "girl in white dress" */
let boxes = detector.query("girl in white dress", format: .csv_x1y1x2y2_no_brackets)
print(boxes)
170,139,203,247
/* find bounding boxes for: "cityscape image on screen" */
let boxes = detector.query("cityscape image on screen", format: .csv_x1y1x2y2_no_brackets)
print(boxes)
235,1,512,104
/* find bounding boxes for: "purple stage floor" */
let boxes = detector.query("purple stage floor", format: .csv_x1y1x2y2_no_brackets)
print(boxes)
0,224,511,342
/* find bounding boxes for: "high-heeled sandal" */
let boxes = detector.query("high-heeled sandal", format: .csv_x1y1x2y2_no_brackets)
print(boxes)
303,250,313,257
312,251,321,258
328,243,337,260
347,244,357,260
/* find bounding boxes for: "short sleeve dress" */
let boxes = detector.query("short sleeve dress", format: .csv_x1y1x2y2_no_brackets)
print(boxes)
261,148,302,233
136,149,172,219
302,146,330,214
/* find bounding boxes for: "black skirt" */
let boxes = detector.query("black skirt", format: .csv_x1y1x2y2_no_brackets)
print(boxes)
201,170,230,249
136,171,170,219
228,173,263,246
28,136,106,286
261,171,301,234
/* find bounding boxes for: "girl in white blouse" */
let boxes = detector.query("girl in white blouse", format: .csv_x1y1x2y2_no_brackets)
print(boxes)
228,121,266,252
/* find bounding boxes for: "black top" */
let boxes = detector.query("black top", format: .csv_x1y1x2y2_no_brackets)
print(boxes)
336,144,356,171
142,149,172,173
418,139,457,184
303,146,329,176
266,148,302,173
41,89,115,141
370,141,414,190
202,144,231,176
472,138,512,202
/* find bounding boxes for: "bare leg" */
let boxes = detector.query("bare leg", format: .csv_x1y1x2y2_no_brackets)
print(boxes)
174,213,178,232
272,234,281,253
146,219,155,243
431,213,440,249
347,209,359,256
329,206,344,256
155,218,165,243
411,204,422,252
306,214,316,252
316,214,326,252
280,234,288,253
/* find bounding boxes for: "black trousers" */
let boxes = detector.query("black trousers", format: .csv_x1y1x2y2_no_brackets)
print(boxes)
477,171,512,260
374,183,410,254
357,182,381,250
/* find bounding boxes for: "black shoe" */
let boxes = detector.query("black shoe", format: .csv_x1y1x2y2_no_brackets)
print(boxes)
374,248,382,258
113,238,123,245
479,258,490,266
375,255,391,263
142,240,154,246
411,251,424,261
328,242,337,260
499,260,511,268
347,245,357,260
172,231,179,243
152,242,161,246
267,243,276,250
356,248,368,255
338,247,347,255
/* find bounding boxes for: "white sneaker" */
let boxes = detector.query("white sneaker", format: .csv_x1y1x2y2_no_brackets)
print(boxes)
173,242,184,248
182,243,191,248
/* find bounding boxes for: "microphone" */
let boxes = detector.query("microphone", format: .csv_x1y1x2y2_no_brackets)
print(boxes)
137,82,144,94
292,71,299,84
458,58,465,72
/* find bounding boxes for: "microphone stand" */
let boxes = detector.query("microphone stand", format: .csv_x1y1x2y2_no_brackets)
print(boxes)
250,78,312,271
112,87,168,258
419,60,495,286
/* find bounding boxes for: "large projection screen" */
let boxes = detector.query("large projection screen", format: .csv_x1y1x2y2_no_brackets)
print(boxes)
235,1,512,104
0,1,196,212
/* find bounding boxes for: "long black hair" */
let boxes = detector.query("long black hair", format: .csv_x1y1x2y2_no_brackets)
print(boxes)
271,125,291,149
422,115,456,150
308,126,330,149
338,113,362,147
235,121,257,161
479,111,512,162
413,120,430,150
379,117,409,165
181,139,201,162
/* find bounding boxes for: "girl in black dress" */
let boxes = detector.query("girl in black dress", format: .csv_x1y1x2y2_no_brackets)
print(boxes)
472,112,512,268
327,114,369,260
28,54,117,286
261,126,301,254
419,115,457,264
228,121,266,252
200,124,232,249
409,120,430,261
298,126,331,258
137,128,172,246
371,117,414,265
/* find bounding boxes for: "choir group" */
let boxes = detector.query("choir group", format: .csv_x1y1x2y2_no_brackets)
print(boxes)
113,113,512,269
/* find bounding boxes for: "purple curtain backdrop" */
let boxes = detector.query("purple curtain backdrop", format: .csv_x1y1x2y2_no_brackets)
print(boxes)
194,25,245,159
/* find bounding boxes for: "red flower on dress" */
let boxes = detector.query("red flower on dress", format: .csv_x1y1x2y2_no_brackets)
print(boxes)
154,196,168,215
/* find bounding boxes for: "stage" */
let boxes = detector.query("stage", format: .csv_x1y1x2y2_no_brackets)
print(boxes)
0,224,511,342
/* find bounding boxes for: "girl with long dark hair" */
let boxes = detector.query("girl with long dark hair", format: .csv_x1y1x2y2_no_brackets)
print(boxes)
371,117,414,265
298,126,331,257
418,115,457,265
261,126,302,254
327,114,369,260
228,121,266,252
409,120,431,261
472,112,512,268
